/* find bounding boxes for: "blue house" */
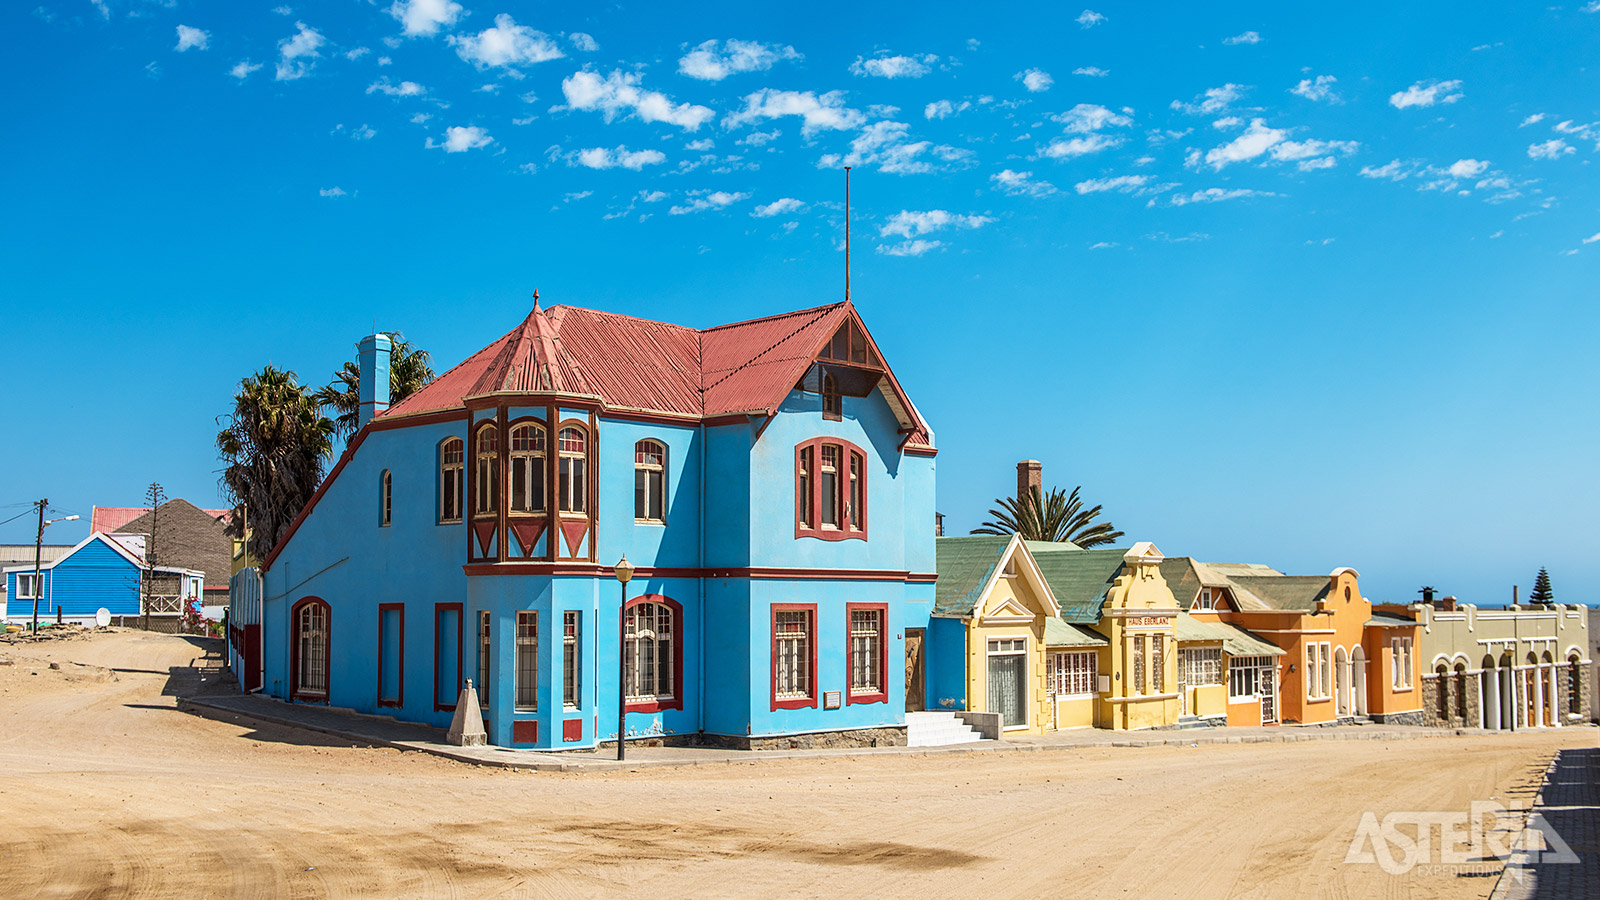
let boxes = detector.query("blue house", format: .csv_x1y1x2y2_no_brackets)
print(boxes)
4,532,204,627
241,300,940,749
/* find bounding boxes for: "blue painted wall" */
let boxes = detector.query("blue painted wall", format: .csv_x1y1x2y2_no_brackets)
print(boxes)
5,538,142,620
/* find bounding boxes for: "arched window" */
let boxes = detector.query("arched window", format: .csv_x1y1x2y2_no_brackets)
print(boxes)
291,598,330,702
794,438,868,541
634,439,666,523
509,423,546,513
474,424,498,516
822,372,841,420
439,438,464,523
624,598,680,710
558,426,587,513
1453,662,1469,720
1435,664,1450,721
379,469,392,527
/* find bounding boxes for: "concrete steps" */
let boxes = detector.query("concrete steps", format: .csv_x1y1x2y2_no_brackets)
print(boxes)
906,711,987,747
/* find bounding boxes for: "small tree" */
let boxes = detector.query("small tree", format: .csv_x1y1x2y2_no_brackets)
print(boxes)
972,484,1125,548
1529,568,1555,604
217,366,335,561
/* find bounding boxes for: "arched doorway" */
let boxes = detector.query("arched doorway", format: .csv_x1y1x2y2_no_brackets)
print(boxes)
1434,663,1450,723
1453,661,1469,724
1335,646,1350,717
290,597,331,703
1351,645,1368,716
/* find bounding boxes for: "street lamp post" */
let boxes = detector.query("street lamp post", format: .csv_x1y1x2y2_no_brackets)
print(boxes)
613,555,634,761
30,501,79,634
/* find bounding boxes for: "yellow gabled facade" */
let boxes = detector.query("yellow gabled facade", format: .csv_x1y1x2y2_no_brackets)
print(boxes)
958,536,1060,735
1095,543,1183,731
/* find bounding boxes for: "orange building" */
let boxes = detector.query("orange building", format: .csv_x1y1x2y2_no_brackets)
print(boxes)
1160,560,1423,726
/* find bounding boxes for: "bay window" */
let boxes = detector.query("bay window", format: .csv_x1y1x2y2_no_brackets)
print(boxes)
558,426,587,513
508,423,546,513
794,438,868,541
473,424,498,516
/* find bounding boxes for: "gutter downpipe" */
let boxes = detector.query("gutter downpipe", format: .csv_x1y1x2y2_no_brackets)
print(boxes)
697,419,706,738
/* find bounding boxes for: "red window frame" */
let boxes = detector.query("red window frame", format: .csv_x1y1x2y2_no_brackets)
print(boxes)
434,602,464,713
793,437,868,542
770,603,819,710
377,602,404,708
288,596,331,704
845,602,889,705
623,594,683,713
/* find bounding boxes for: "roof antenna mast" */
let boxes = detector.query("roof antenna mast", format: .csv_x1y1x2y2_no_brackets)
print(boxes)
844,166,852,303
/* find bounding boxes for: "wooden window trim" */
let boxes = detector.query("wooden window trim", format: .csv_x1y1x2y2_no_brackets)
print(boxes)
434,602,464,713
771,603,818,711
438,437,464,525
379,470,392,527
845,602,888,705
633,438,667,525
507,417,548,516
556,420,590,517
514,610,538,712
793,437,868,542
822,373,842,421
377,602,404,708
563,610,581,710
472,422,499,519
624,594,683,713
289,596,331,704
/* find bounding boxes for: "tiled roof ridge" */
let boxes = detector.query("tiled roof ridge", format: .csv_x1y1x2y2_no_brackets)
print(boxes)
701,303,843,398
699,300,847,334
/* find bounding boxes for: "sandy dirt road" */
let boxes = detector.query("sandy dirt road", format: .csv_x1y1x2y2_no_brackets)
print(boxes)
0,630,1589,899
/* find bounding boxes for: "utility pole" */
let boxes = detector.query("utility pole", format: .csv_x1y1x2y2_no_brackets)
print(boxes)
30,499,46,634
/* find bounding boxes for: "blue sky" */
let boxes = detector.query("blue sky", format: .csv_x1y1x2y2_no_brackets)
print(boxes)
4,1,1599,606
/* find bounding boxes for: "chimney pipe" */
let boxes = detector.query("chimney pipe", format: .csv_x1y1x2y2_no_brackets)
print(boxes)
1017,460,1042,503
1419,586,1436,605
358,333,393,430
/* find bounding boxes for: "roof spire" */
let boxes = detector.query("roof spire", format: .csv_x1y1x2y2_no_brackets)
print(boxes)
532,288,540,311
844,166,852,304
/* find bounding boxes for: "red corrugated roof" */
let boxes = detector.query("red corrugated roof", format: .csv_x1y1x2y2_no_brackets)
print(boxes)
91,505,231,533
382,301,928,444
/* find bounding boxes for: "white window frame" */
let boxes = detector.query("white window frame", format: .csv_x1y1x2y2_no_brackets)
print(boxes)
477,611,490,706
774,609,814,701
1180,647,1224,687
625,602,675,703
1196,587,1215,611
557,426,587,514
1229,656,1275,701
473,424,498,517
14,572,41,600
987,637,1030,729
848,607,884,697
1306,641,1333,700
1392,636,1413,690
1048,649,1097,697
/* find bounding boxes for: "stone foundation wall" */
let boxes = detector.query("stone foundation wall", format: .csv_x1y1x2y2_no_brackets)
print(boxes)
701,727,908,751
1422,673,1479,728
1370,710,1425,727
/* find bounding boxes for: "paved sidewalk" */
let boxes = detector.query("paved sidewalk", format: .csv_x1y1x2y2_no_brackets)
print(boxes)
1493,746,1600,900
178,691,1556,774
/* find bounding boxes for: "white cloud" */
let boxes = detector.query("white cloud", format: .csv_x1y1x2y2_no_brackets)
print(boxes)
449,14,564,68
1075,174,1149,194
685,138,714,151
1269,137,1359,165
572,145,667,170
991,169,1057,197
1389,79,1463,109
367,78,425,96
678,39,800,81
1198,118,1285,169
851,53,937,79
1055,103,1131,133
725,89,865,135
388,0,461,38
1586,1,1600,11
275,22,325,82
1359,159,1411,180
229,59,263,79
669,190,750,215
1168,187,1276,205
1583,232,1600,244
738,129,781,147
1172,84,1245,115
1073,66,1109,77
570,32,598,52
1077,9,1106,27
434,125,492,152
877,239,942,257
752,197,805,217
818,120,965,175
1041,134,1122,159
1529,139,1574,160
1520,113,1546,127
562,69,715,131
1222,31,1262,45
346,47,372,61
1290,75,1338,103
880,209,994,239
925,99,971,120
272,6,292,14
175,25,209,52
319,186,347,197
1447,158,1488,178
333,123,377,141
378,56,392,66
1089,241,1118,250
1016,68,1053,92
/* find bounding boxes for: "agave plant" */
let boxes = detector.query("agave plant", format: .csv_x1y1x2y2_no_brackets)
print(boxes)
972,485,1125,548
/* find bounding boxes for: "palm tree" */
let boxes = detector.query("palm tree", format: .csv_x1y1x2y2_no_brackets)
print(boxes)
314,332,435,440
972,485,1126,548
217,366,335,561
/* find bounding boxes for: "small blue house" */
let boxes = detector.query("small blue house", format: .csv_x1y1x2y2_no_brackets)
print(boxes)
240,300,941,749
4,532,204,627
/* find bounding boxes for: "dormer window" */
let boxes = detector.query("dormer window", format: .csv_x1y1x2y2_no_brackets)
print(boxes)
474,424,498,516
818,320,879,368
558,426,587,513
795,437,867,541
1196,588,1215,611
509,422,547,513
439,438,464,523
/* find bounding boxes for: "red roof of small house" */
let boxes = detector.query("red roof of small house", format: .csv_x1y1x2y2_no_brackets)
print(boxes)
92,505,231,534
382,301,932,446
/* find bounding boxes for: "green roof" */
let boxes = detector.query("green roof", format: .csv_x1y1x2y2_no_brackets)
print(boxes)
1159,558,1203,609
933,535,1012,617
1223,575,1330,611
1172,613,1285,657
1025,543,1128,624
1045,618,1109,647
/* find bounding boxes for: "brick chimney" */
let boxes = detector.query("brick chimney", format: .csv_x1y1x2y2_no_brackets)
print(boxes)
1017,460,1042,502
1440,595,1458,611
358,333,393,430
